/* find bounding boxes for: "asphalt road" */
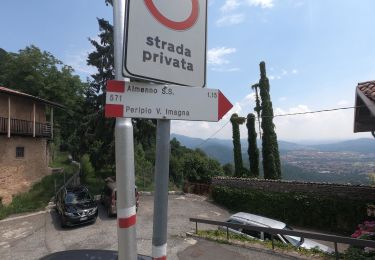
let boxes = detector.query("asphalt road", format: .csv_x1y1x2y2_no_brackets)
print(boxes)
0,194,315,260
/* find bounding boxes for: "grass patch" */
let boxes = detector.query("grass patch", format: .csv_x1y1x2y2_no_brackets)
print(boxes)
0,174,69,220
342,247,375,260
0,151,77,220
195,230,335,259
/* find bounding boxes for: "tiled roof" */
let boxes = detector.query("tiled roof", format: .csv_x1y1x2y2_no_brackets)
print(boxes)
357,81,375,102
0,86,64,109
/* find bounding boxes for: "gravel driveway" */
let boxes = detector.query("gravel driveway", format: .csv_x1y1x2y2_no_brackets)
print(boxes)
0,194,231,259
0,194,313,260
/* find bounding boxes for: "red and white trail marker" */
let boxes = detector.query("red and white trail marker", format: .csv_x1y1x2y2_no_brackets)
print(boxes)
105,80,232,122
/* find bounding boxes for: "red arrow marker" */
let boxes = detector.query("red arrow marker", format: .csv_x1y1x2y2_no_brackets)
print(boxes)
218,90,233,120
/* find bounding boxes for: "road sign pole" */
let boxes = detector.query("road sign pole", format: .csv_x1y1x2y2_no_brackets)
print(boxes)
113,1,137,260
152,119,171,260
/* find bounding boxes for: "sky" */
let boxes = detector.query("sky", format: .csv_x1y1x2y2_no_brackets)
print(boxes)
1,0,375,143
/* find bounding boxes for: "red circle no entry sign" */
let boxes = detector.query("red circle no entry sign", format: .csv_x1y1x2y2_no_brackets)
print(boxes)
144,0,199,31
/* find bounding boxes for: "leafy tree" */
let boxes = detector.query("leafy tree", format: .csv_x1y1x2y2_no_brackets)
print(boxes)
258,61,281,179
134,144,154,190
170,138,225,185
246,113,259,177
83,17,116,169
222,163,234,176
0,46,86,158
230,113,246,177
80,154,95,181
170,138,190,187
181,151,224,184
0,48,11,85
84,4,157,170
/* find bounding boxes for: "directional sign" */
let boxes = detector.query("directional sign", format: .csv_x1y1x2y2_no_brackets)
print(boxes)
105,80,232,121
123,0,207,87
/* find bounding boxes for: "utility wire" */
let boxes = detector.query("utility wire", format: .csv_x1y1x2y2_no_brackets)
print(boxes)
271,105,360,118
197,120,231,148
197,104,370,147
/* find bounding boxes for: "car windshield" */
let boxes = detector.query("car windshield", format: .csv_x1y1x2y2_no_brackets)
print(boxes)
65,191,92,204
282,226,302,247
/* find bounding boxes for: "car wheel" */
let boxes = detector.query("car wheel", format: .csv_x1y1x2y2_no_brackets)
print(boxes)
60,216,67,228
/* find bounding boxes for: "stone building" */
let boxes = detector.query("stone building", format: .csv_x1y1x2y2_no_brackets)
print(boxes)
0,87,63,205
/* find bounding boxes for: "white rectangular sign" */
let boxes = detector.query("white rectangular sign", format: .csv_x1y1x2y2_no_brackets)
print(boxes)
123,0,207,87
105,81,232,121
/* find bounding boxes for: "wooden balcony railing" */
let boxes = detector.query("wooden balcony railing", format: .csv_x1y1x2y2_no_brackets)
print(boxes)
0,117,52,138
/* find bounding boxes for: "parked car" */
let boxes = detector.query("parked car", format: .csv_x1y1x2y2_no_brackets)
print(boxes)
55,185,98,228
221,212,333,253
101,176,139,217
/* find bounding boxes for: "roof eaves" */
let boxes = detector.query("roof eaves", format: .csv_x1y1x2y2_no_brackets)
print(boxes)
357,87,375,117
0,86,66,110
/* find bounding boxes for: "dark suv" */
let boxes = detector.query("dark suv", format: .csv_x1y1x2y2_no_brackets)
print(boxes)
55,185,98,227
101,176,139,217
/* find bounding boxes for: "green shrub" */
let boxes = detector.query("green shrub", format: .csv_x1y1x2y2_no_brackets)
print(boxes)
0,173,70,220
212,186,370,234
80,154,95,180
343,247,375,259
0,152,76,220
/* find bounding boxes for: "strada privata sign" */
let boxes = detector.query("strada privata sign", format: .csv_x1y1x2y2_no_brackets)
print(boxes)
123,0,207,87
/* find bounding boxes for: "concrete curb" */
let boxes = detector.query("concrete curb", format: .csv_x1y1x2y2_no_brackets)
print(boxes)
0,210,48,223
139,191,184,196
185,232,317,260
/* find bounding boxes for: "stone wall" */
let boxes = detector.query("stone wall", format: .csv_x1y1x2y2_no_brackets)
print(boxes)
0,136,50,205
212,177,375,201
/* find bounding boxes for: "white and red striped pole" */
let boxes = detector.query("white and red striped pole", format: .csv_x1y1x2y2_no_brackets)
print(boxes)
115,118,137,260
118,206,137,229
113,0,137,259
152,243,167,260
152,120,171,260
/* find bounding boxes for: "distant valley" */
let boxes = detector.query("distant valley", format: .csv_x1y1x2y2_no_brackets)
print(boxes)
171,134,375,185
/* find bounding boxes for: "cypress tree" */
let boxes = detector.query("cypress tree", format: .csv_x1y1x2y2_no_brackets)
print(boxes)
230,113,246,177
246,113,259,177
251,83,262,139
258,61,281,179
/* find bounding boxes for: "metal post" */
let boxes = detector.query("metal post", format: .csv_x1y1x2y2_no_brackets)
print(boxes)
271,234,275,250
116,119,137,260
50,107,54,140
226,227,229,240
33,103,36,137
113,0,137,259
7,97,10,138
152,120,171,260
334,242,339,260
